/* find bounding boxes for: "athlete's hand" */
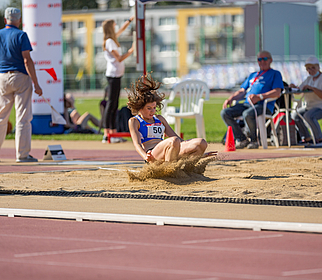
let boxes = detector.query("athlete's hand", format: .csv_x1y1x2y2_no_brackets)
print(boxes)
146,150,155,163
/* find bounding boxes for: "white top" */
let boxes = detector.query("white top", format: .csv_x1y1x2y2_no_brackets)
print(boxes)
299,74,322,110
104,38,125,78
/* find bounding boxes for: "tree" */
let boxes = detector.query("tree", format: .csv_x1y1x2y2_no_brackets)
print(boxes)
7,0,21,8
0,14,3,29
0,0,22,29
62,0,125,10
62,0,97,10
154,1,191,6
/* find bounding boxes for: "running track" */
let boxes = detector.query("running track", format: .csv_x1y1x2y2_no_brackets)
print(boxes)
1,216,322,280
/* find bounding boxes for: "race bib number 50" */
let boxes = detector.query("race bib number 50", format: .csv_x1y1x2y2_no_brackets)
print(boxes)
147,124,164,139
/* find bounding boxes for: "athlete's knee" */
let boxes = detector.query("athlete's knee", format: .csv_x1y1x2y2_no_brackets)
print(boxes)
167,136,180,149
195,138,207,153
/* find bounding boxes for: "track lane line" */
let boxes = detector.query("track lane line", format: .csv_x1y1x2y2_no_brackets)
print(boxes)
282,267,322,276
14,246,126,258
0,257,297,280
182,234,283,244
1,233,321,257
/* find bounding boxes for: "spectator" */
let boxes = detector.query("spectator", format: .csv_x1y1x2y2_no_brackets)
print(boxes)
64,93,100,133
0,7,43,162
290,56,322,144
220,50,284,149
101,16,134,143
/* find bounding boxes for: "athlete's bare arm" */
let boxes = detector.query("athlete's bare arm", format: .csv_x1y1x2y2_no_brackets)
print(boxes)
128,117,148,160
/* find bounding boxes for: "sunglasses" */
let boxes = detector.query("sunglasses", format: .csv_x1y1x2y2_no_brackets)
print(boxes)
257,57,270,62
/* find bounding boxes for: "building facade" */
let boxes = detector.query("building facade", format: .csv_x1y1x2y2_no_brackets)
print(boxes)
62,5,244,79
61,3,319,90
245,3,318,59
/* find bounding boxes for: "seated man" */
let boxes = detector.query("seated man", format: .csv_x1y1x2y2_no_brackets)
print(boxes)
220,50,284,149
289,56,322,144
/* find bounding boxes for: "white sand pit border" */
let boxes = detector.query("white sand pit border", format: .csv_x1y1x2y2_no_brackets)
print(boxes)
1,208,322,233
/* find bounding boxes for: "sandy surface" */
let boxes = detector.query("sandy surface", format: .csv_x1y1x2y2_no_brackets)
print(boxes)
1,143,322,201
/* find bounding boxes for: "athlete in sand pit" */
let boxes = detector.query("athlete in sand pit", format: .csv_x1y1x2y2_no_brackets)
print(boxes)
128,74,216,163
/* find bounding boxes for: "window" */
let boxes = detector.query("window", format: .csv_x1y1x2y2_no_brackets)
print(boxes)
160,44,176,52
188,43,195,52
159,17,176,26
79,46,85,54
232,15,243,25
188,17,196,26
205,16,217,27
95,20,103,28
78,21,84,29
95,46,102,55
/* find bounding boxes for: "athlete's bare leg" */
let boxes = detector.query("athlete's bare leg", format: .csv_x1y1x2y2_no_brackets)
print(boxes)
179,138,207,158
150,136,181,162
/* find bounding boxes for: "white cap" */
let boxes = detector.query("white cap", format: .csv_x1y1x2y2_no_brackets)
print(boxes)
305,56,319,66
5,7,21,21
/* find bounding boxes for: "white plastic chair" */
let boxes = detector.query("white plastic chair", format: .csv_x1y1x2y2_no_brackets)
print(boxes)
161,86,177,125
162,80,210,140
256,97,280,149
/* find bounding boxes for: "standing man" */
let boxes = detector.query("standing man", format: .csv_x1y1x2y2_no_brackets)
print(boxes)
0,7,43,162
220,50,284,149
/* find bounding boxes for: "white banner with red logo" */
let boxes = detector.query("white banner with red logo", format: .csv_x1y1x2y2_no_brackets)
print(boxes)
22,0,63,115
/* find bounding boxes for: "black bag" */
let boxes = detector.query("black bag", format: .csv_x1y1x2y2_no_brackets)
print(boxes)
116,106,133,132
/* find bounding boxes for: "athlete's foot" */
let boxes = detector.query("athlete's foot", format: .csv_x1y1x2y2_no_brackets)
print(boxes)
203,151,218,158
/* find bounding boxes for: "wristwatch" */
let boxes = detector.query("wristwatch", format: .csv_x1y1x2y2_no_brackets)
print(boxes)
259,94,264,100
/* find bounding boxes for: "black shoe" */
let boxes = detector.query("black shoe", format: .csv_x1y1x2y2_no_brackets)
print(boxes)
247,141,259,149
235,139,249,149
298,139,313,145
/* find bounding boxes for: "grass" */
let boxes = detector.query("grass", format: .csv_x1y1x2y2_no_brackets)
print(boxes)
6,96,228,143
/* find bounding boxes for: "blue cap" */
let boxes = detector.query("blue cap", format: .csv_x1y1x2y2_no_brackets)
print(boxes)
5,7,21,21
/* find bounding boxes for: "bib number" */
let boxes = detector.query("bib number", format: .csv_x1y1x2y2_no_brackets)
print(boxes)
147,125,163,139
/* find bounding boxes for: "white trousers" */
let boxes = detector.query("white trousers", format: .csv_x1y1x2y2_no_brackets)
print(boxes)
0,72,33,159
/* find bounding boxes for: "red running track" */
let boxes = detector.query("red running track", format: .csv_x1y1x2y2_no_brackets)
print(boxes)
1,216,322,280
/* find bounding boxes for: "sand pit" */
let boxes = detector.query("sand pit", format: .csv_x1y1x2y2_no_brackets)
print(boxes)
1,155,322,201
127,156,217,181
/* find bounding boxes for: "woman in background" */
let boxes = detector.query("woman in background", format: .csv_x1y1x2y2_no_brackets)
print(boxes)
102,16,134,143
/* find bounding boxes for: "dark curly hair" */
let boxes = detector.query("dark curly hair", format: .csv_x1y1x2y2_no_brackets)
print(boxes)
127,74,165,115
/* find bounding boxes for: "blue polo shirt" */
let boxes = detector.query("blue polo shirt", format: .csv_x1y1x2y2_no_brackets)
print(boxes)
241,69,284,113
0,24,32,75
